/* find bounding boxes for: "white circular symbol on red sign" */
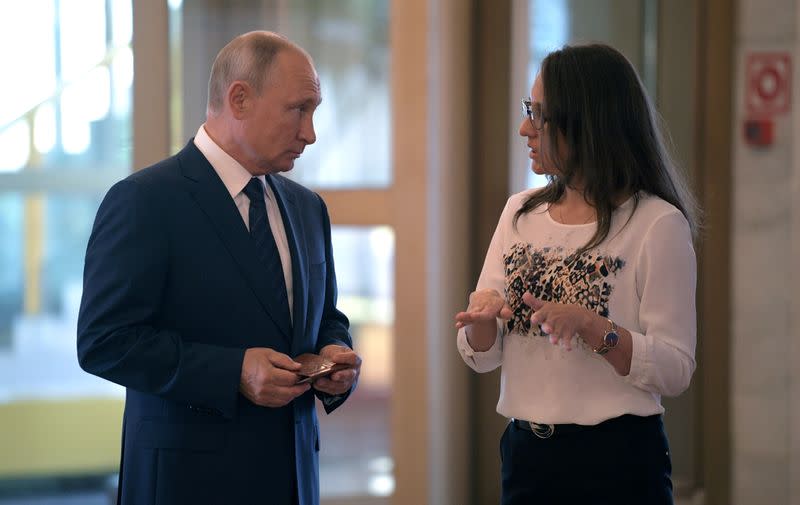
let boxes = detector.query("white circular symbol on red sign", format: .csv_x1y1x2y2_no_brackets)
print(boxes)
756,67,780,100
746,53,791,116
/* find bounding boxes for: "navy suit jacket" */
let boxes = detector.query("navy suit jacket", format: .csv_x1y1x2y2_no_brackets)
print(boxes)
77,141,352,505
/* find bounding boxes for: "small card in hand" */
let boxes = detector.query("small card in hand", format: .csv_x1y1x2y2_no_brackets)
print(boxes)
295,353,349,384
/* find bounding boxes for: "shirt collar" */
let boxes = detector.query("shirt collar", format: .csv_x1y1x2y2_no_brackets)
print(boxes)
193,124,265,198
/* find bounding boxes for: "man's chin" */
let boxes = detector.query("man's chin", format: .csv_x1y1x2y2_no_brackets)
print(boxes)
264,156,300,174
274,161,296,173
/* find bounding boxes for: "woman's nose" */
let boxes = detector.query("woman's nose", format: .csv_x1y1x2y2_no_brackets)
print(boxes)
519,118,536,138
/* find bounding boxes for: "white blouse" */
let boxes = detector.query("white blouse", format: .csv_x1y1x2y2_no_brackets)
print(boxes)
457,190,697,425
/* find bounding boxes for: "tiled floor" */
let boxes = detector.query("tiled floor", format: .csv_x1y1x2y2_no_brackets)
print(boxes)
317,392,392,498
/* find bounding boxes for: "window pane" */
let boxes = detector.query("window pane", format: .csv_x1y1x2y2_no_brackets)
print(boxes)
281,2,391,189
0,0,131,501
172,0,391,189
321,226,394,501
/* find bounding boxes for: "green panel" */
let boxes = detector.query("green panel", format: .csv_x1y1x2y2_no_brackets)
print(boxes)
0,398,123,478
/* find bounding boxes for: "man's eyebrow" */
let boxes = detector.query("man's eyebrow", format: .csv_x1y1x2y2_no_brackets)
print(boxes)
290,96,322,107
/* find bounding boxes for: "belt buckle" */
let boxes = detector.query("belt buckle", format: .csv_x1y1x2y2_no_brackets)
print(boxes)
529,422,554,439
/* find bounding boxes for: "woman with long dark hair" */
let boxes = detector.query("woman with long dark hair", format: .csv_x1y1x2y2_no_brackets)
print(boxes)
455,44,698,504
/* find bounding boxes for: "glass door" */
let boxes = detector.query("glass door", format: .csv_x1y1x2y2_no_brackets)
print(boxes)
170,2,394,502
0,1,133,502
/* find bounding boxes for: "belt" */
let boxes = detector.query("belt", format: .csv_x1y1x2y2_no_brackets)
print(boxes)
512,419,581,438
512,414,656,439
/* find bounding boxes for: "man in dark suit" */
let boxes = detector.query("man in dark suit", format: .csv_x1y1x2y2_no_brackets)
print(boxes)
77,31,361,505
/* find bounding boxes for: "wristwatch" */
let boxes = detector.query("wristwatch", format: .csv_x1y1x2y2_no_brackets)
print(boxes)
593,319,619,355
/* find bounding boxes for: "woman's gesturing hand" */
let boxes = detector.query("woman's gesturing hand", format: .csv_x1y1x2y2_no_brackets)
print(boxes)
522,292,592,350
455,288,513,329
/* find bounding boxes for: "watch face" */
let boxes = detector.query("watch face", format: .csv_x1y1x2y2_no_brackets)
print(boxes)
604,331,620,348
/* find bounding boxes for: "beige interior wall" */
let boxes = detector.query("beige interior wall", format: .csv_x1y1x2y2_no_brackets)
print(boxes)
133,0,170,168
391,1,473,504
389,4,431,499
792,3,800,502
730,0,797,503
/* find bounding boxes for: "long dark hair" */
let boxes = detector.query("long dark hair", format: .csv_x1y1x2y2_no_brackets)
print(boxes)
514,44,700,255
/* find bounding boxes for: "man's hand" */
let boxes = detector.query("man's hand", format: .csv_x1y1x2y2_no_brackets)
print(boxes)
240,348,310,407
312,344,361,396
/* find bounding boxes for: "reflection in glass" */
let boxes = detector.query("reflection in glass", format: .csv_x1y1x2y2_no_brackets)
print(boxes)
525,0,568,190
0,194,24,348
0,121,30,172
172,0,391,189
111,48,134,117
320,226,394,499
0,0,56,126
59,0,106,81
33,103,57,155
528,0,568,80
291,1,391,188
0,0,131,498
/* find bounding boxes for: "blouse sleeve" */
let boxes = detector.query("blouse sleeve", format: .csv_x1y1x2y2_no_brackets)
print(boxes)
625,209,697,397
456,197,516,373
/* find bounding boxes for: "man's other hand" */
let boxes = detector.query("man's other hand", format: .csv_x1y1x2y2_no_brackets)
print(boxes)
240,348,310,407
312,344,361,396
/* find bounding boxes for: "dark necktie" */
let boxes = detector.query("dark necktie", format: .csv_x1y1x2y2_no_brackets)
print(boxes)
242,177,291,328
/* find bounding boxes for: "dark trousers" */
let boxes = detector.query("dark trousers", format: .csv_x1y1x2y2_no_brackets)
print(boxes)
500,414,673,505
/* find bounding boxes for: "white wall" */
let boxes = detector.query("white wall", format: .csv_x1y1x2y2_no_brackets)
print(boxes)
731,0,799,504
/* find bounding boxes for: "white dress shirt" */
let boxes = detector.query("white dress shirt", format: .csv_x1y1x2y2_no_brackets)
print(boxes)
457,190,697,425
193,125,294,320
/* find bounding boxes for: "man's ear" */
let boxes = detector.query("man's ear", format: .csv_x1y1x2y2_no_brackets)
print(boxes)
228,81,250,119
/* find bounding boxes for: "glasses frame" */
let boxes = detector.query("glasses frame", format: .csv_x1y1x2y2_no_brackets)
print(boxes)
521,97,547,130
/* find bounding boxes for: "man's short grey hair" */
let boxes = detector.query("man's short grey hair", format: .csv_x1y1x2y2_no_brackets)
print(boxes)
206,31,297,115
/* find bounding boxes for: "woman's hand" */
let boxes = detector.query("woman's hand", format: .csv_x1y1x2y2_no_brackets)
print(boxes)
454,289,513,352
455,288,513,329
522,292,592,350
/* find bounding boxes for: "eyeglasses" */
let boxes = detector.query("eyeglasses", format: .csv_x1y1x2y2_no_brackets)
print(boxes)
522,97,547,130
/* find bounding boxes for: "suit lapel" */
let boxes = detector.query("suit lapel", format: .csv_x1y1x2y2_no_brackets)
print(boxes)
177,143,292,342
266,175,308,352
